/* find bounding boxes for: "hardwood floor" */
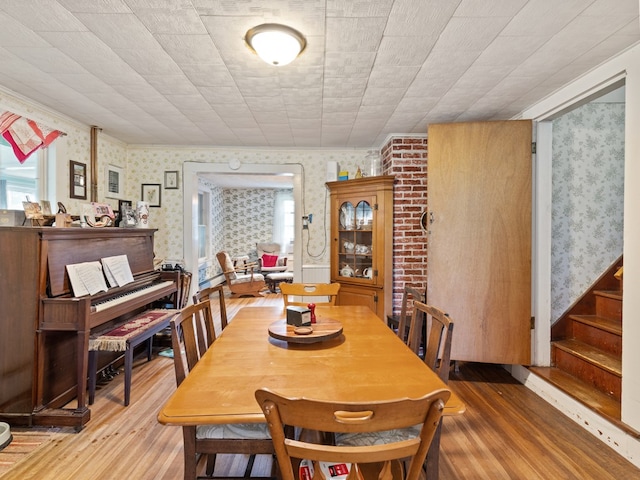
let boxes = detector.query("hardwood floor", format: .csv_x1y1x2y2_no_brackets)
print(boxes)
1,292,638,479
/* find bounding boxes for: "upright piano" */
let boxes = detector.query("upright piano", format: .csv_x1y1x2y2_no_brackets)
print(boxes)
0,227,178,429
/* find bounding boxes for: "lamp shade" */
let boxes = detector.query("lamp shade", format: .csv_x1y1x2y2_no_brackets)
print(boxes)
245,24,306,66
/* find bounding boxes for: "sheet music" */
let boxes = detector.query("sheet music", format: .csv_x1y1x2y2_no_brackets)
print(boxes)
101,254,134,287
66,261,109,297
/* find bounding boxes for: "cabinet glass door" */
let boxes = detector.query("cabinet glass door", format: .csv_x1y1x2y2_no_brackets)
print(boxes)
338,200,374,281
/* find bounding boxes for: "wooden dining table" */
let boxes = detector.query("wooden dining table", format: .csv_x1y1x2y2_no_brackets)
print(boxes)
158,305,465,477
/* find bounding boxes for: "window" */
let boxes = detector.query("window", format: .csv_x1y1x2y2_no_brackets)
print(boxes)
197,190,210,259
273,190,294,253
0,140,45,209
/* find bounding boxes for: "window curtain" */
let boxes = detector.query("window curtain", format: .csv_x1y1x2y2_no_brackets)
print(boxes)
272,190,293,253
0,111,64,163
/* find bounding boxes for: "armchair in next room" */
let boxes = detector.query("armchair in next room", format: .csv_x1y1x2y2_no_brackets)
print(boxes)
255,242,288,274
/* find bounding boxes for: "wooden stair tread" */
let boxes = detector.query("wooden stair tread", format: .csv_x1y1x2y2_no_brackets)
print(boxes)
569,314,622,336
527,366,640,437
553,338,621,376
593,289,622,301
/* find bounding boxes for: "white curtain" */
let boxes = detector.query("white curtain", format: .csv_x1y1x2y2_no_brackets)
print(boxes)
272,190,294,253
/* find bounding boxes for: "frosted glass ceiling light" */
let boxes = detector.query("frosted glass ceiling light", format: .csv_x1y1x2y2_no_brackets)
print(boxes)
245,24,306,66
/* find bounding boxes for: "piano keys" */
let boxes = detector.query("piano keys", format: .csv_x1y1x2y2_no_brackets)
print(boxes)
0,227,179,429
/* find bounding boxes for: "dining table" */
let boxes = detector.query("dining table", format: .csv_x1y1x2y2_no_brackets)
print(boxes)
158,305,465,478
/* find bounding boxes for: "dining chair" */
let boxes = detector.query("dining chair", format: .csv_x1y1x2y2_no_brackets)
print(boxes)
170,303,275,480
387,285,425,347
255,387,450,480
407,301,454,383
407,301,455,477
279,282,340,307
193,284,228,336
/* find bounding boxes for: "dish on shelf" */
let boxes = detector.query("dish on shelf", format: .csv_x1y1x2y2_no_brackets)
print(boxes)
339,205,354,229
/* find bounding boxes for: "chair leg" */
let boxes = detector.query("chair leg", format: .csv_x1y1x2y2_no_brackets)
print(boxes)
183,426,197,480
424,419,443,478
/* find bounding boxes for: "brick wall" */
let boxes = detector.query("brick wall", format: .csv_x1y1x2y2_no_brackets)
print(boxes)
381,136,428,317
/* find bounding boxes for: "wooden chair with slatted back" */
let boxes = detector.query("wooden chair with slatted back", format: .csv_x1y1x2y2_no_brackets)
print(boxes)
387,285,425,346
255,387,450,480
407,301,454,383
170,303,274,480
193,284,228,337
406,301,455,476
279,282,341,307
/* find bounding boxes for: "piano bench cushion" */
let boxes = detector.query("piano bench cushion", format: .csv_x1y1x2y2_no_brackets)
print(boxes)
89,309,177,352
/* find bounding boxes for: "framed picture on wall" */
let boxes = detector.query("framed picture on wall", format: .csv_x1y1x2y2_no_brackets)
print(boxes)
164,170,179,189
106,164,125,199
141,183,161,207
70,160,87,199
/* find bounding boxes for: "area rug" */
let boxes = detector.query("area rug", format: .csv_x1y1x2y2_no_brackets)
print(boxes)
0,427,59,475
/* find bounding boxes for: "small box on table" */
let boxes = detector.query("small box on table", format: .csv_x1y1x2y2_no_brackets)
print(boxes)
286,306,311,326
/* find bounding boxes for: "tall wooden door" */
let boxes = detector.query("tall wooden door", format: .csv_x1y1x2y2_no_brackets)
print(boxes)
427,120,532,365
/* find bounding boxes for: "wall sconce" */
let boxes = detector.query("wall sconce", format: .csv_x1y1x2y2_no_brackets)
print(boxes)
245,23,306,66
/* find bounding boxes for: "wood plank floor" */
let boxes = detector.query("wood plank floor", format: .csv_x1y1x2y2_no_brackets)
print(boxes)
1,292,639,479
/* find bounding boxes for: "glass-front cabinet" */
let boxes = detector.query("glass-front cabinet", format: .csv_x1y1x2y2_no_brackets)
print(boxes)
327,176,394,319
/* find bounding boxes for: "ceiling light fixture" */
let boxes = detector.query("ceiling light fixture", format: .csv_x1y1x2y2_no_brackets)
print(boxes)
245,23,306,67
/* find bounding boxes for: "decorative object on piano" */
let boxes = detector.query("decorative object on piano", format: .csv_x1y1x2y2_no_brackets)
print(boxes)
69,160,87,199
22,200,55,226
41,200,52,215
164,170,179,189
105,164,125,199
141,183,161,207
116,199,135,227
54,201,72,228
136,201,150,228
80,202,115,227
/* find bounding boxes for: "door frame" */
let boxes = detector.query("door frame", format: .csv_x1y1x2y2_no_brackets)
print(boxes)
182,161,303,300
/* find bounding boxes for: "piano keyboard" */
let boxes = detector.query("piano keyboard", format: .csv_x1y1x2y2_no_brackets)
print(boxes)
92,281,175,312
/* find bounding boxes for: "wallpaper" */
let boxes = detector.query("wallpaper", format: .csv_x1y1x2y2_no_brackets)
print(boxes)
551,102,625,321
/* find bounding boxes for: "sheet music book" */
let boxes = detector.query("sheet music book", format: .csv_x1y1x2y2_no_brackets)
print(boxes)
66,261,109,297
101,254,134,288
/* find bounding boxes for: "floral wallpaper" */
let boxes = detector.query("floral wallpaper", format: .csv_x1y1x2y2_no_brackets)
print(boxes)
551,102,625,321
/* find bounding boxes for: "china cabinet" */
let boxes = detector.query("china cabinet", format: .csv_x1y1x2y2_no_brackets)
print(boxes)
326,175,394,319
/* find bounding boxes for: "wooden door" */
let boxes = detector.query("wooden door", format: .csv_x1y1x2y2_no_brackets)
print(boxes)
427,120,532,364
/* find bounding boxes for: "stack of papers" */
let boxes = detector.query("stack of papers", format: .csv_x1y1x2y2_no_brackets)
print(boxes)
66,255,134,297
101,255,134,288
66,262,108,297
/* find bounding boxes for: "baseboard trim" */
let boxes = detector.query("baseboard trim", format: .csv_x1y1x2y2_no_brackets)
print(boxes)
508,364,640,468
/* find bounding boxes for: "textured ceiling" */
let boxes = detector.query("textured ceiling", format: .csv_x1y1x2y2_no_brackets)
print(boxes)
0,0,638,149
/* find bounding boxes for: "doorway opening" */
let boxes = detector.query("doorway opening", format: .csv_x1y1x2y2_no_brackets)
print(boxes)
182,161,303,299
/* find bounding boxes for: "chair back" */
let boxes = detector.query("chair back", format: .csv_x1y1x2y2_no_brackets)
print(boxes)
395,285,425,345
169,301,215,386
193,284,228,333
409,302,455,383
216,251,237,280
255,387,450,480
280,282,340,307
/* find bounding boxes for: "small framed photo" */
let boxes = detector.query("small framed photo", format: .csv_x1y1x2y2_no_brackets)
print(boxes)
164,170,179,189
70,160,87,199
141,183,162,207
106,164,125,199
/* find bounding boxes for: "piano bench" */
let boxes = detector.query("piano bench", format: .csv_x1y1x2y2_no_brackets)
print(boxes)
88,309,176,406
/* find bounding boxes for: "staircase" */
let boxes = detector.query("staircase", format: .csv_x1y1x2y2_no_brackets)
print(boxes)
529,258,633,434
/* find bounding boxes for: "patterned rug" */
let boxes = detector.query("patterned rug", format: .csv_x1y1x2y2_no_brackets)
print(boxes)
0,427,59,475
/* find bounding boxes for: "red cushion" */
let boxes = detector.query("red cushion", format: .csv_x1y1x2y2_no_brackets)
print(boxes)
262,254,278,267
